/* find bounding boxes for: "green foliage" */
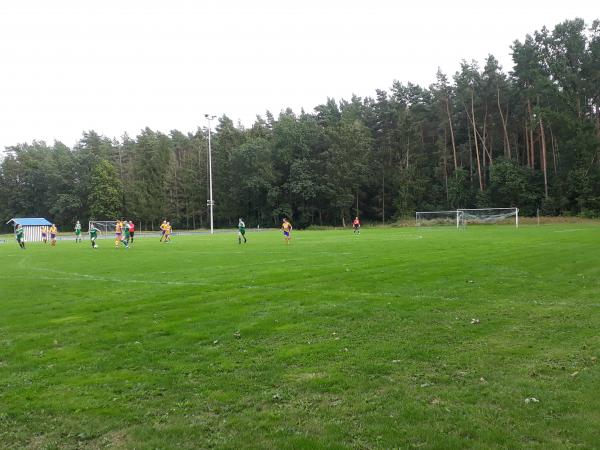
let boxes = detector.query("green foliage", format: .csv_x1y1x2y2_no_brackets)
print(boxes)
488,159,540,214
87,160,122,220
1,18,599,228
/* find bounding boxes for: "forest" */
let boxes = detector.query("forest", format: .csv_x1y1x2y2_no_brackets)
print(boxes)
1,18,598,230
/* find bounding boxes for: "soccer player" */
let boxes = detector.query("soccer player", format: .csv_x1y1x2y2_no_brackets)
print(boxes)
49,224,58,246
159,220,168,242
164,221,172,243
41,225,48,244
128,220,135,243
15,224,25,249
281,218,292,244
89,223,100,249
75,220,82,243
352,216,361,235
122,220,131,248
115,220,124,248
238,218,247,244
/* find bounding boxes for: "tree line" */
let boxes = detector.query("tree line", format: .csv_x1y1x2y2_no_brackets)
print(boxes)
1,18,599,230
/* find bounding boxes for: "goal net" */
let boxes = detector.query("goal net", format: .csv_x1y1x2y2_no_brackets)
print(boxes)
458,208,519,227
89,221,118,239
415,210,464,228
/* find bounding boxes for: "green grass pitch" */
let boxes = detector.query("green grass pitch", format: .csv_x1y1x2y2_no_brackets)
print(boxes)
1,225,599,449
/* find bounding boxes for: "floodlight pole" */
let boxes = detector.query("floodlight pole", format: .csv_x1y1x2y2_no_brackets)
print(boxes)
205,114,216,235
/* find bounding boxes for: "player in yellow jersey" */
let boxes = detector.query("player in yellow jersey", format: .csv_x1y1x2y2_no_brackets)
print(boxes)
164,221,172,243
49,224,58,246
115,220,129,249
115,220,123,248
159,220,168,242
281,218,292,245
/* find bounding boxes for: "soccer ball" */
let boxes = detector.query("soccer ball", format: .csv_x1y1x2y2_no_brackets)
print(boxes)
94,244,98,249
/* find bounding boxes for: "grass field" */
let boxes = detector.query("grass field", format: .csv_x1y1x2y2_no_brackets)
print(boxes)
1,225,599,449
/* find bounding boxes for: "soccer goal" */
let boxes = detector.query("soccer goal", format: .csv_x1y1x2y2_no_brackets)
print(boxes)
89,221,118,239
415,210,465,228
458,208,519,227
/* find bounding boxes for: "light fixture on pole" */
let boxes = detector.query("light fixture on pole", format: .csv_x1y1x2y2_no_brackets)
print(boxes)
205,114,216,235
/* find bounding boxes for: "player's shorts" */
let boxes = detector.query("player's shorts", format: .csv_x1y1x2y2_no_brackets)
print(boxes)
130,232,134,238
50,234,56,239
239,230,245,235
75,230,81,235
161,230,166,235
16,237,23,243
41,233,46,237
283,231,290,237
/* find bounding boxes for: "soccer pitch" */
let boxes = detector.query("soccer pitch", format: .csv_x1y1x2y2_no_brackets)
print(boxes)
1,225,599,449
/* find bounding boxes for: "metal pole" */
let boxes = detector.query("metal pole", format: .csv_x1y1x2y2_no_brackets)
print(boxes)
205,114,216,235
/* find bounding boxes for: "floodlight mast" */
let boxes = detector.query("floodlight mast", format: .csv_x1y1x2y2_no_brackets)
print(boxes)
205,114,216,235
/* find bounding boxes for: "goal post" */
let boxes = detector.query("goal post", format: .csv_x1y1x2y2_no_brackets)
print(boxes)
457,208,519,227
415,208,519,228
89,221,118,239
415,210,464,228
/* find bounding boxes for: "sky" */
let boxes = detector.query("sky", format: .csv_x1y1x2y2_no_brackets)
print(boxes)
0,0,597,151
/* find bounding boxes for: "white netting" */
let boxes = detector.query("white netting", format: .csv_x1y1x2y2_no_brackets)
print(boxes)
458,208,519,226
415,210,464,228
89,221,118,239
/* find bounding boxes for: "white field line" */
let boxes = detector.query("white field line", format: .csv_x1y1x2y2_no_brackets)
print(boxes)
0,275,210,286
17,266,210,286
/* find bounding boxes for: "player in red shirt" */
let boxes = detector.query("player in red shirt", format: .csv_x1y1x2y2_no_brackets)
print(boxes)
128,221,135,243
352,216,361,235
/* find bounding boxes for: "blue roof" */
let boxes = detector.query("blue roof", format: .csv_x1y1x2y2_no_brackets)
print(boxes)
7,218,52,226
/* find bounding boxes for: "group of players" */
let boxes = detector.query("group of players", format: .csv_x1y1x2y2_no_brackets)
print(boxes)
14,223,59,249
13,216,361,250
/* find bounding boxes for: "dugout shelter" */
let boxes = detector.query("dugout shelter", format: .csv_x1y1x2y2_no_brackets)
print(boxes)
6,218,52,242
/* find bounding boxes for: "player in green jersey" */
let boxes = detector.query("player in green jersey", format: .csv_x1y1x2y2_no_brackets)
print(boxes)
122,220,131,248
15,224,25,249
75,220,82,243
238,218,247,244
89,223,100,249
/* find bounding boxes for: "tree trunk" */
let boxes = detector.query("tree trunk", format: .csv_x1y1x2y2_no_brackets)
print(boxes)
527,99,535,171
406,136,410,169
482,107,487,172
539,115,549,198
497,86,511,159
550,126,558,175
525,122,531,168
445,97,458,172
443,128,449,206
468,123,474,185
471,89,484,191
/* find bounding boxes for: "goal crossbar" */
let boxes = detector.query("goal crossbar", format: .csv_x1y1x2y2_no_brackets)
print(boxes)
89,220,118,239
416,207,519,228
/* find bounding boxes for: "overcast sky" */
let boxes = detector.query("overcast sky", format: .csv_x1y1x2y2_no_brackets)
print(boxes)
0,0,597,151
